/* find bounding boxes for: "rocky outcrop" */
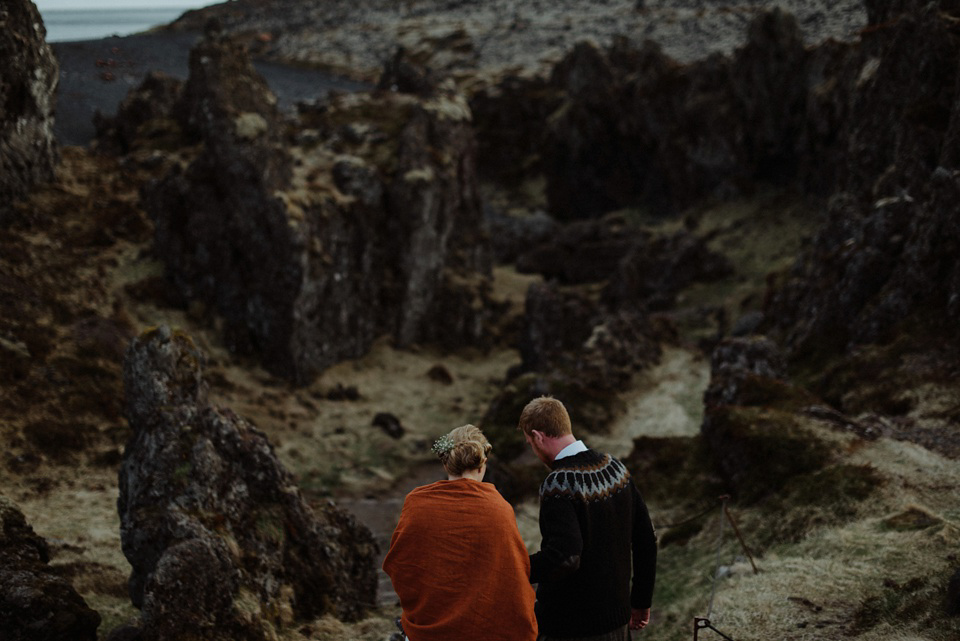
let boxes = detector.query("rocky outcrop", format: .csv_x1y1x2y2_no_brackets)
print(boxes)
0,496,101,640
94,72,185,153
477,4,954,219
512,213,732,308
515,214,641,284
141,35,493,383
863,0,960,24
700,337,828,503
519,282,661,391
765,5,960,360
539,9,808,218
485,205,559,264
0,0,59,223
603,229,734,311
119,326,378,641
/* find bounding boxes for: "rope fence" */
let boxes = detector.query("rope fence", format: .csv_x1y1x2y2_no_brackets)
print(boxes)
656,495,759,640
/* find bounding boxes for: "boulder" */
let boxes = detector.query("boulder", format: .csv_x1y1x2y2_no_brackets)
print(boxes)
119,327,378,641
0,495,101,640
948,566,960,616
142,35,494,384
0,0,59,224
700,337,828,503
515,214,642,284
541,11,808,218
603,229,734,311
469,74,562,185
703,336,788,409
519,281,661,392
766,170,960,361
94,72,185,153
484,205,559,264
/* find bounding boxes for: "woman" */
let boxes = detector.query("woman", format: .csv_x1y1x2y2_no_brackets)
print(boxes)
383,424,537,641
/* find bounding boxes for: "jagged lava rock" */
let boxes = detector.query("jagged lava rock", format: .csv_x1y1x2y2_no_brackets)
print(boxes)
142,35,493,384
519,281,661,393
0,0,59,223
0,495,101,640
119,327,378,641
700,337,828,503
94,71,185,153
515,214,641,284
540,10,807,218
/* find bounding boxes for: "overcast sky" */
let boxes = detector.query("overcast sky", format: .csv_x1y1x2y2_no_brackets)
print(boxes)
34,0,214,9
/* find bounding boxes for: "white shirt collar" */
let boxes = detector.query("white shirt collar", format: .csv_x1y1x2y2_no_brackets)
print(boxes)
555,440,588,461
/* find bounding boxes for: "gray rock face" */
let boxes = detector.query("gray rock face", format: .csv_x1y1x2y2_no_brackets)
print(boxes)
702,336,788,409
142,35,493,384
119,327,378,641
0,495,101,640
0,0,59,223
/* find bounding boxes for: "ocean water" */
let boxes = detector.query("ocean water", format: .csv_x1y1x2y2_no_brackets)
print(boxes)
40,8,192,42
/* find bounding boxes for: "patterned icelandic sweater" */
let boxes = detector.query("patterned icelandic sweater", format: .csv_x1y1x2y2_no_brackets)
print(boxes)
530,449,657,638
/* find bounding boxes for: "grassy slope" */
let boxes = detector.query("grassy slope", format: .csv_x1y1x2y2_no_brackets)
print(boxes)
4,146,959,640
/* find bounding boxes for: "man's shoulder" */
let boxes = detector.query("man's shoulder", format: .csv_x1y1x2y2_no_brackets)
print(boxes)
541,452,632,501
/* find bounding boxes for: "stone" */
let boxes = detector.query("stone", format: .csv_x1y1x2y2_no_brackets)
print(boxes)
376,47,440,96
515,214,641,284
469,74,562,186
372,412,405,439
0,495,101,640
142,35,495,384
519,281,661,393
603,229,734,311
0,0,59,224
947,567,960,616
119,327,378,641
484,205,559,264
702,336,789,409
700,337,829,503
94,72,184,153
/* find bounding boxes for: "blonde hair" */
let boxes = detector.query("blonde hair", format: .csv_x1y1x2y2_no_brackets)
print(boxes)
438,424,492,477
517,396,572,438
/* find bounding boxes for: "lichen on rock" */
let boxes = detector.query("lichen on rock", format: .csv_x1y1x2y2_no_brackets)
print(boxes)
0,0,59,224
119,326,378,641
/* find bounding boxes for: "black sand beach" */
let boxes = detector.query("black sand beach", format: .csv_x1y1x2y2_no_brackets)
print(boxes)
51,31,368,146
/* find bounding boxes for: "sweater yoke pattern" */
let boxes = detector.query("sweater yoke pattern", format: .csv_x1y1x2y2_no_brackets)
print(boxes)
540,454,631,503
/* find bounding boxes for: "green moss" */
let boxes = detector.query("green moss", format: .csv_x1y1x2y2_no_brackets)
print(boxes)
707,406,832,504
172,462,192,486
749,464,885,547
254,506,286,546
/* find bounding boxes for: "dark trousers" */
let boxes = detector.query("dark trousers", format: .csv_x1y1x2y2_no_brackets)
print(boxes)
537,624,631,641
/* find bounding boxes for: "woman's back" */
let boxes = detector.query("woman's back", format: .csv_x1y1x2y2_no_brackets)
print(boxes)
383,478,537,641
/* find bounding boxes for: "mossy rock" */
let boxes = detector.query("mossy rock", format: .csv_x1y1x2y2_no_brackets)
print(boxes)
749,464,885,547
481,371,624,462
729,373,819,412
702,405,832,504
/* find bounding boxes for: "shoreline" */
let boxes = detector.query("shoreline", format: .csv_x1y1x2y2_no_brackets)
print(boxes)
51,30,368,147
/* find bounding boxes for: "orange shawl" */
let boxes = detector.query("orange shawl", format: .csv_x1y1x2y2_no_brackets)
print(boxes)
383,478,537,641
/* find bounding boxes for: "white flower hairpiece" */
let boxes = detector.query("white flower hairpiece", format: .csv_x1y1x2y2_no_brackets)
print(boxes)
431,434,454,457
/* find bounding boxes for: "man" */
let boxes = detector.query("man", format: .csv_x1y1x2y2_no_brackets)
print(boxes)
518,396,657,640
